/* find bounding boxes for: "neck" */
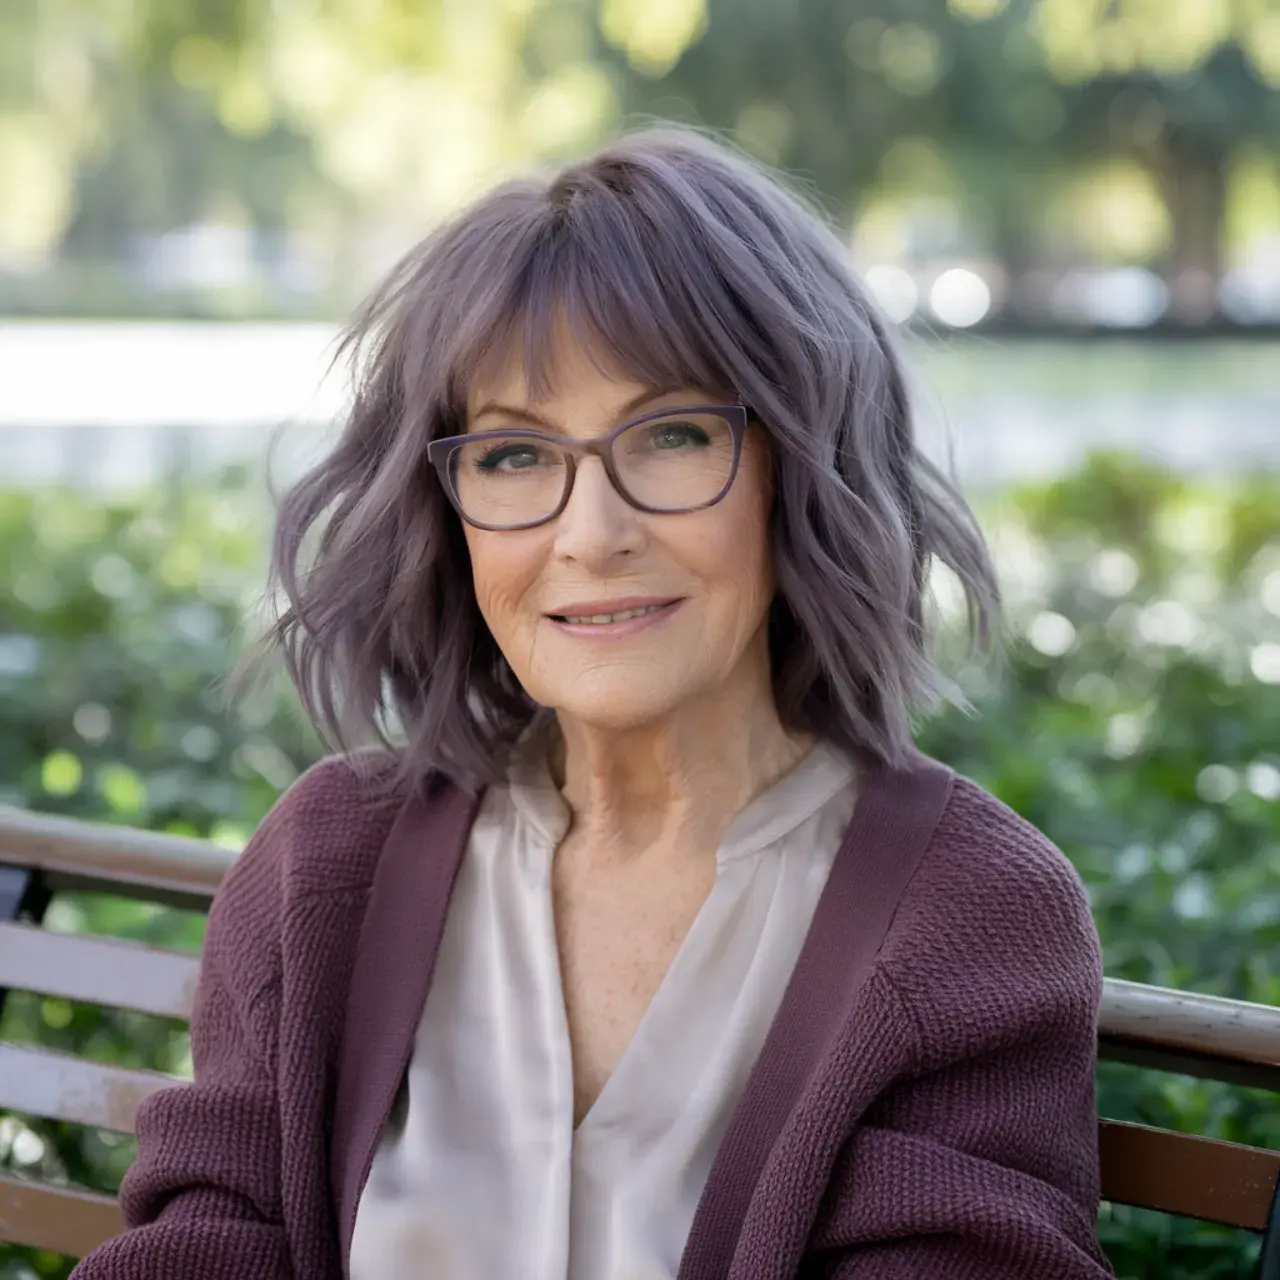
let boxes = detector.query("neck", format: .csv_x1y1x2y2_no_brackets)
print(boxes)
548,656,813,864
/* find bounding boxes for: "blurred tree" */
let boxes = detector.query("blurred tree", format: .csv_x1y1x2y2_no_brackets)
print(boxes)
1,0,1279,316
0,0,619,313
1033,0,1280,321
609,0,1280,302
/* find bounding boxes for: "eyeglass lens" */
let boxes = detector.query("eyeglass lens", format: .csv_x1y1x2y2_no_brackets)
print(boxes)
448,411,737,527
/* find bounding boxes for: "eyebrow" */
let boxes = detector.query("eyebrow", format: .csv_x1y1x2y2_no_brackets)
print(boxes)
468,385,682,433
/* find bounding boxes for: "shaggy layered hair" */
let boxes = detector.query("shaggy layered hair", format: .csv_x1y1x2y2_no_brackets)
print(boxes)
243,126,999,797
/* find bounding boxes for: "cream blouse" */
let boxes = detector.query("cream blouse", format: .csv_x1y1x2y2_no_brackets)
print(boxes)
349,736,859,1280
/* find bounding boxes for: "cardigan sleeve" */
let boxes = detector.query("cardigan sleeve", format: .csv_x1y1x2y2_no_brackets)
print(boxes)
803,970,1114,1279
804,779,1115,1279
69,786,300,1280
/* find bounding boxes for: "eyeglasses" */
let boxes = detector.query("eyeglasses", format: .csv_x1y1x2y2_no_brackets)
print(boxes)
427,404,749,531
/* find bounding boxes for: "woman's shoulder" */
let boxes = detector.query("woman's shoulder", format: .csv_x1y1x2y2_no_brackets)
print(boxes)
875,767,1102,1048
219,748,413,905
911,770,1095,929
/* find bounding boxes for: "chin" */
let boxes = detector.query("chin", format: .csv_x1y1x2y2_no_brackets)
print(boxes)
544,678,687,733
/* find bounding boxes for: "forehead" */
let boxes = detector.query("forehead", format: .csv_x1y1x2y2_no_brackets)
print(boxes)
463,314,708,428
466,331,635,411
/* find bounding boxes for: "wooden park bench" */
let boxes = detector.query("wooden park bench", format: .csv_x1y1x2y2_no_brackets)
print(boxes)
2,803,1279,1273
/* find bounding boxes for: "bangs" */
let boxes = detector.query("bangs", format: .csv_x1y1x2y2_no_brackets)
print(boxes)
441,186,753,418
258,126,1000,795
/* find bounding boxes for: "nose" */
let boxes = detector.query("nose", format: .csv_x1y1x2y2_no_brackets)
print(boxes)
551,455,645,568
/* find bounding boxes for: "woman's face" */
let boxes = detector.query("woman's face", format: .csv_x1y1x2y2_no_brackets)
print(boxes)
460,343,775,733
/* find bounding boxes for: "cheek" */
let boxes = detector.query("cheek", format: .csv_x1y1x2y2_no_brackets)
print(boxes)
683,461,774,627
726,516,774,626
729,449,774,602
464,528,545,646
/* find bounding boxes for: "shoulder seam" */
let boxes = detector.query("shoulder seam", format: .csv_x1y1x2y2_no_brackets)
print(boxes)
861,960,928,1074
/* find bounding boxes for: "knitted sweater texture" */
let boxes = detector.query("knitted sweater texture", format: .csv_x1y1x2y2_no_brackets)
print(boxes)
69,750,1114,1279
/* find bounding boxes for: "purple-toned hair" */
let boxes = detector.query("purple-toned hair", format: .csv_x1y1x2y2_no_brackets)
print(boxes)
242,126,999,796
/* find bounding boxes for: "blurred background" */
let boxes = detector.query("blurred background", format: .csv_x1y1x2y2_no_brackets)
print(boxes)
1,1,1278,1277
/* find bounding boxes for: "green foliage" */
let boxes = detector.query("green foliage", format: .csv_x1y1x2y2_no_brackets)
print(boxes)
920,454,1280,1277
0,471,321,1278
1,454,1278,1278
3,0,1279,316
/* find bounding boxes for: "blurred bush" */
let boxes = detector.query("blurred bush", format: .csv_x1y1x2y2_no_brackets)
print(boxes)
923,455,1280,1277
1,453,1278,1279
0,468,322,1279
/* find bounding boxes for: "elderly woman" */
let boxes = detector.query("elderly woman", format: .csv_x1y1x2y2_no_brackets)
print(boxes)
72,129,1113,1280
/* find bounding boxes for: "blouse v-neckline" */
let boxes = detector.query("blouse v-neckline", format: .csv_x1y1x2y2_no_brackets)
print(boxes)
502,736,862,1139
331,745,955,1279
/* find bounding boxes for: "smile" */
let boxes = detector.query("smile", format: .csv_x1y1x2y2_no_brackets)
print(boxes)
546,598,683,637
555,604,669,625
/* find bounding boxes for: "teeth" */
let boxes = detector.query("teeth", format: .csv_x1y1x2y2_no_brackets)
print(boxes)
561,604,666,625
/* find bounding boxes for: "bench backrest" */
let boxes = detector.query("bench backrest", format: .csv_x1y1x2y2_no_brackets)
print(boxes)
0,805,230,1254
2,803,1279,1263
1098,978,1280,1240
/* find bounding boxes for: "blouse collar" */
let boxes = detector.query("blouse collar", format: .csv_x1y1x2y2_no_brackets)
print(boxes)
504,724,858,864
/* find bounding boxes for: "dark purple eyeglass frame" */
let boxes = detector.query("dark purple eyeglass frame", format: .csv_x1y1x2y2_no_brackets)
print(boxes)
426,403,750,531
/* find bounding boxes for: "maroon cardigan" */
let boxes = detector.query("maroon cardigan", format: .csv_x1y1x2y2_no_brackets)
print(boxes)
70,748,1114,1279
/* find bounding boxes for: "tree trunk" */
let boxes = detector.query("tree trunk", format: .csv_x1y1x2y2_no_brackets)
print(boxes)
1157,140,1228,326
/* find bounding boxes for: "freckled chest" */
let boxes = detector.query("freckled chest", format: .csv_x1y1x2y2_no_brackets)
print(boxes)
550,833,717,1127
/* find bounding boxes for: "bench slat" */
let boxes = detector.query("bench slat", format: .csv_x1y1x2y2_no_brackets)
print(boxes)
0,1173,123,1257
3,1121,1274,1259
1100,1118,1280,1231
0,921,200,1019
1099,978,1280,1093
0,1044,179,1133
0,805,234,907
1101,978,1280,1066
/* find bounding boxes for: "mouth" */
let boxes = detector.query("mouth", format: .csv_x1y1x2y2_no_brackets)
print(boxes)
545,597,683,636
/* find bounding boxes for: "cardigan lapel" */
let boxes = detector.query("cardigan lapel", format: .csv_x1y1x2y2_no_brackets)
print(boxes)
677,749,955,1280
330,776,483,1272
327,750,954,1276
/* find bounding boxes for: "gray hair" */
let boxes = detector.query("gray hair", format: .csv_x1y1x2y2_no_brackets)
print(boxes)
241,126,999,797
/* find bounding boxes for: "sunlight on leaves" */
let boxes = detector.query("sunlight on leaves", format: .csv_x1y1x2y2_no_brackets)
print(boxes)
598,0,707,77
1033,0,1235,81
40,998,73,1030
41,749,83,797
97,762,148,815
1062,160,1172,264
0,114,75,261
878,24,945,97
517,63,617,154
948,0,1009,19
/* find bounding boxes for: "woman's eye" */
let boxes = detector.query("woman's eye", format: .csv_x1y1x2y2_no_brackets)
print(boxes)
651,422,709,449
477,443,543,471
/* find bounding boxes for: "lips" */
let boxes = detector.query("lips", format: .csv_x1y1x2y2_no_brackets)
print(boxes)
555,603,669,625
545,596,684,636
546,596,681,624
